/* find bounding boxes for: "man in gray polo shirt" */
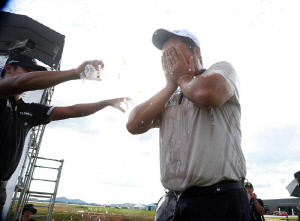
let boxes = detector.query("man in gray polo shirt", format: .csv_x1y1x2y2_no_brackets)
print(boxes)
127,29,250,220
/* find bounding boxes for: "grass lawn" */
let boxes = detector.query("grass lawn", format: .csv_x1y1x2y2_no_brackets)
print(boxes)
10,203,299,221
9,203,155,221
264,215,299,220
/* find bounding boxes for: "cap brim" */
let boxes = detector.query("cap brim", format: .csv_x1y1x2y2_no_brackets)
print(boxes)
152,29,178,50
22,208,37,214
20,63,47,72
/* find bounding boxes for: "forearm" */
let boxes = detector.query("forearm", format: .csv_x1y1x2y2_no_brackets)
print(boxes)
0,69,78,97
254,202,265,215
69,100,111,118
177,74,210,107
127,84,177,134
48,100,112,122
177,74,231,108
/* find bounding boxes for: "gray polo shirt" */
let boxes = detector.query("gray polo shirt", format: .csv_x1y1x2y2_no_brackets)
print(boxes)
157,61,246,191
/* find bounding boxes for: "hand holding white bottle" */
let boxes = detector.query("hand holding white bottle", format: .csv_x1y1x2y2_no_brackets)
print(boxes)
80,64,102,81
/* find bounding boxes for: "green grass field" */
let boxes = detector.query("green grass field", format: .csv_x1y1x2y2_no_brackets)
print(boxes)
264,215,299,220
10,203,299,221
9,203,156,221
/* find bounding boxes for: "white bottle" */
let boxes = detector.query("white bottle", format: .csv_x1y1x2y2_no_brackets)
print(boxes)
80,64,101,81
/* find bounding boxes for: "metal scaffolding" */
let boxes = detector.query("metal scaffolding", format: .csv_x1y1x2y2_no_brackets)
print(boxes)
6,87,64,221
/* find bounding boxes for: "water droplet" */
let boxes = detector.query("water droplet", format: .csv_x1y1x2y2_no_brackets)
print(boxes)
210,108,215,125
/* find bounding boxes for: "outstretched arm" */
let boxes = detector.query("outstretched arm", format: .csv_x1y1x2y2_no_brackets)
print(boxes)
0,60,103,98
47,97,129,122
126,55,177,135
126,84,177,134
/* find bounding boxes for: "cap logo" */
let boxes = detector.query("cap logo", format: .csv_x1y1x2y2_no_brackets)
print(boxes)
32,58,38,65
186,34,197,42
8,60,19,64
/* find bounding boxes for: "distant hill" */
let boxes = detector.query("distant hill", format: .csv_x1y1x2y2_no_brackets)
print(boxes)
26,196,150,207
55,197,88,205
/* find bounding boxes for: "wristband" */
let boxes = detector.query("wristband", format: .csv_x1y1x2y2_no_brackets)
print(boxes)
254,200,258,203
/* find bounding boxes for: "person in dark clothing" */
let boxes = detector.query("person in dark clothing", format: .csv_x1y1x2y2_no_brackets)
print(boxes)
0,53,129,220
15,204,37,221
245,182,265,221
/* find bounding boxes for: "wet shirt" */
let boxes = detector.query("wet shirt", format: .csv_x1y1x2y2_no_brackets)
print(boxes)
0,96,54,181
157,61,246,191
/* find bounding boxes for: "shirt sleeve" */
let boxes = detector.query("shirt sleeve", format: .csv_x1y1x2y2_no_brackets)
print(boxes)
258,199,264,208
204,61,240,104
29,103,55,127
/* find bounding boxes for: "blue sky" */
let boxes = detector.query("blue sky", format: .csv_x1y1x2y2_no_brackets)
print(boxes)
1,0,300,204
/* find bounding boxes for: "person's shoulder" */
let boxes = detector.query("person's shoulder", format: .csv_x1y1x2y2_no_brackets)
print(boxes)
205,61,237,81
257,198,264,206
209,61,234,69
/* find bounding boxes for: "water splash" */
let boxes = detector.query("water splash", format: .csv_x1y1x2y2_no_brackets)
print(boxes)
210,108,215,125
80,64,101,82
120,98,133,113
210,107,215,141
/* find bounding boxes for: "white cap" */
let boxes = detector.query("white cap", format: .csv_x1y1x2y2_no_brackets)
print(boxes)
152,29,200,50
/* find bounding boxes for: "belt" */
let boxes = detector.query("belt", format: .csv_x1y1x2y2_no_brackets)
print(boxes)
0,181,8,189
170,179,244,197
